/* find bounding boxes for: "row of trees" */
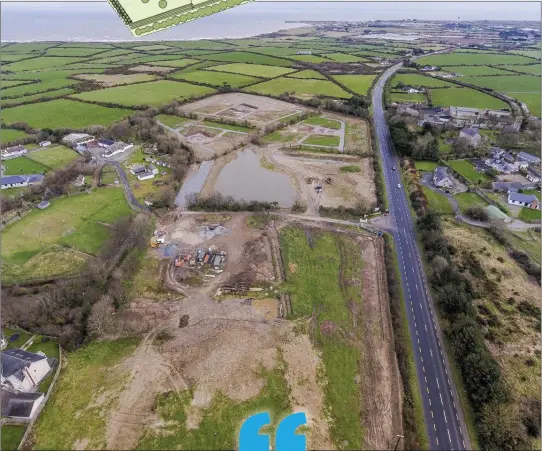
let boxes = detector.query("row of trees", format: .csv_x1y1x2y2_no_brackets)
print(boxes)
187,192,279,212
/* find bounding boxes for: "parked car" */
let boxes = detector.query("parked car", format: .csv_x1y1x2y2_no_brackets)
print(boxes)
397,183,401,188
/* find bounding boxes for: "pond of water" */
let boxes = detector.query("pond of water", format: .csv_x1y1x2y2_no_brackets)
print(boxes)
175,160,214,208
214,148,297,208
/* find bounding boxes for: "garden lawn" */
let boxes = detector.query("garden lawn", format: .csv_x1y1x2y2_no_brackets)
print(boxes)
32,339,139,450
207,63,295,78
1,425,26,451
430,87,508,110
332,74,377,95
1,128,31,144
71,80,215,107
303,116,341,129
518,207,541,222
245,77,350,99
304,134,340,147
454,192,488,213
389,92,427,104
171,69,261,87
392,73,452,87
3,156,50,174
279,226,363,448
1,99,132,129
3,327,32,349
448,160,492,184
28,337,60,360
155,114,190,128
27,145,80,169
422,187,454,214
416,51,534,66
1,188,132,266
415,161,439,171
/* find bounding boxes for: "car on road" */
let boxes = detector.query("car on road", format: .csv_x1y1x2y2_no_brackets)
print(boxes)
397,183,401,188
392,166,396,170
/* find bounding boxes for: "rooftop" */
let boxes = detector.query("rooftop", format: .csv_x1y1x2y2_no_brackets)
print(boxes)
1,388,43,418
1,348,47,380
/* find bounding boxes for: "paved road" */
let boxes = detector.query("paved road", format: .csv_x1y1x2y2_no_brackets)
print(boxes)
107,161,150,212
372,63,471,450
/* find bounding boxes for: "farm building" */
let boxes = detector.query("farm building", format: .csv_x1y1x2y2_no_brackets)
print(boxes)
516,151,541,165
433,167,454,189
130,164,146,175
39,141,51,147
62,133,94,147
508,192,540,210
1,348,51,392
1,145,28,160
137,171,154,181
485,205,512,223
102,142,133,158
97,139,115,148
1,174,44,190
1,388,44,421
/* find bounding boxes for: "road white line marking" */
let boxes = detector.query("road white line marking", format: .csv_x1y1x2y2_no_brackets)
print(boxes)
421,356,424,363
436,379,440,389
436,438,439,446
453,402,456,409
416,330,419,336
428,398,431,406
431,410,434,418
425,324,427,331
456,413,459,421
463,440,466,447
448,429,452,443
440,393,444,405
422,366,425,373
443,411,447,423
433,423,436,431
430,349,433,358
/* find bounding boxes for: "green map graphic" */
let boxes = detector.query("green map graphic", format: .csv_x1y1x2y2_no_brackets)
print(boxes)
108,0,255,36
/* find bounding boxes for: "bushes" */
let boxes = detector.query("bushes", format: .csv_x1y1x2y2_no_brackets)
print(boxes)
465,206,489,221
290,200,307,213
187,192,279,212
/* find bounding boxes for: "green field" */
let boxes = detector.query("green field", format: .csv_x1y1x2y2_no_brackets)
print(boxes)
454,192,489,213
416,52,534,66
289,54,332,63
508,64,541,75
1,128,31,144
1,99,132,129
286,69,326,79
27,145,80,169
510,92,541,118
145,58,199,67
462,75,540,94
3,56,83,72
196,51,292,66
332,74,377,95
44,47,106,57
171,69,261,87
1,88,76,108
32,339,139,450
303,116,341,129
509,49,542,59
3,156,49,174
1,70,80,99
246,77,350,99
389,92,427,104
201,120,252,132
430,87,508,110
133,44,174,51
415,161,439,171
155,114,190,128
279,227,363,448
72,80,215,107
518,207,541,222
1,425,26,451
447,160,491,184
1,188,132,267
392,73,452,87
303,134,340,147
443,65,514,76
422,187,454,215
324,53,366,63
207,62,295,78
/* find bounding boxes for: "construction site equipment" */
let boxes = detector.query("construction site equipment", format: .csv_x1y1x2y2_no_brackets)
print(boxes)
150,237,159,248
174,255,184,267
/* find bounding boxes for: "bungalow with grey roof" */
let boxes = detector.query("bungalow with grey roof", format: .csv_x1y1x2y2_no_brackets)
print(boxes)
1,145,28,160
459,127,482,147
1,388,44,422
508,192,540,210
526,169,541,183
433,167,454,189
517,151,541,165
1,348,52,392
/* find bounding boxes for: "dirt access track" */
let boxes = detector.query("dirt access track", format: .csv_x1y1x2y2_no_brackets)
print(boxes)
101,213,401,450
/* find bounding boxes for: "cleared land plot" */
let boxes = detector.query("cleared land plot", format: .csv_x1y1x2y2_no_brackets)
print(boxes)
303,116,341,129
145,58,199,67
389,92,427,104
392,73,452,87
1,188,131,266
3,156,49,175
201,119,252,132
246,77,351,99
443,65,514,76
448,160,492,183
344,118,371,155
1,99,132,129
155,114,190,128
72,80,215,107
171,69,261,87
416,52,534,66
286,69,326,79
73,73,157,87
422,187,454,214
195,51,292,66
207,63,295,78
181,92,305,124
127,65,174,73
27,145,80,169
1,128,31,144
332,74,377,95
304,134,340,147
430,87,508,110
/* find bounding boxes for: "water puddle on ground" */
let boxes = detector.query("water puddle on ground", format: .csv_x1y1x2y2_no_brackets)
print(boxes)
175,160,214,207
214,148,297,207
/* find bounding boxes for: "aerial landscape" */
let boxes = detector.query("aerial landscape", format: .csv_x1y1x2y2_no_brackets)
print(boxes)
0,2,541,451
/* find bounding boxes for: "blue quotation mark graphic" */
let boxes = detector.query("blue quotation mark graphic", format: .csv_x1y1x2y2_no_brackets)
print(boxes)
239,412,307,451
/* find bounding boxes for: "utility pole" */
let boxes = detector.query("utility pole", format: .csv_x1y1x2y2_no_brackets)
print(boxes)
393,434,404,451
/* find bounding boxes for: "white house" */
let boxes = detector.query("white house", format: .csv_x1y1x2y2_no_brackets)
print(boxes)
39,141,51,147
137,171,155,181
1,349,51,392
508,192,540,210
526,169,541,183
1,388,44,421
433,167,454,189
1,145,28,160
130,164,146,176
517,151,541,166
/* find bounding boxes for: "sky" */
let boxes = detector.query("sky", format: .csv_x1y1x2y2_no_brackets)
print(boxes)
1,1,540,21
